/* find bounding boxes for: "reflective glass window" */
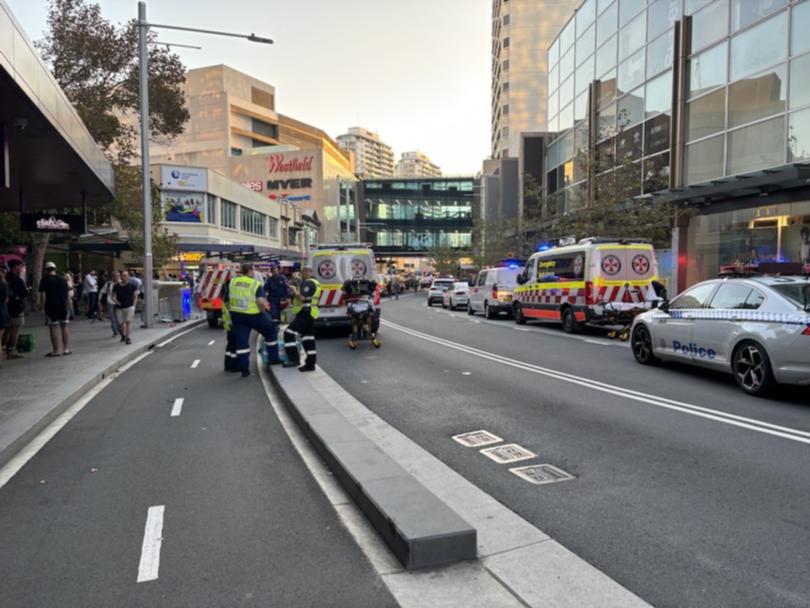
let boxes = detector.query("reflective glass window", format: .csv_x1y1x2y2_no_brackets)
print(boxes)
597,1,619,47
577,24,596,65
578,0,598,36
618,86,645,128
598,0,615,15
731,0,786,32
644,114,671,155
575,115,590,149
647,30,674,78
692,0,729,51
550,38,560,67
687,89,727,141
599,70,618,107
619,11,646,62
788,107,810,161
645,71,672,117
727,115,786,174
548,113,559,133
618,47,645,93
550,64,559,92
689,41,727,98
708,283,758,309
559,102,575,131
575,90,590,121
730,11,787,80
671,282,719,308
728,64,786,128
648,0,681,41
643,153,670,191
599,102,618,139
790,54,810,109
617,123,643,160
576,54,595,95
596,35,618,76
685,0,712,14
548,89,559,120
597,137,616,167
793,1,810,56
560,74,575,108
561,18,576,52
685,135,725,183
561,47,575,80
619,0,645,27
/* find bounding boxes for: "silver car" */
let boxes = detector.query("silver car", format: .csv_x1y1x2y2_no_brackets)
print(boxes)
442,282,470,309
427,278,455,306
631,276,810,395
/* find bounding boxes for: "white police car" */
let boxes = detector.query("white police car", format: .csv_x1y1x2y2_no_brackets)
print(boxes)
630,275,810,395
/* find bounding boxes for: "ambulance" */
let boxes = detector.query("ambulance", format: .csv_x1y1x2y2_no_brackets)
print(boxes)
513,237,661,333
307,243,380,330
198,265,235,328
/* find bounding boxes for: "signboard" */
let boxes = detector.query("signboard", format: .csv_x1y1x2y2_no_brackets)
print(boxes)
241,180,263,192
21,213,86,233
266,154,314,174
162,191,206,223
160,166,208,192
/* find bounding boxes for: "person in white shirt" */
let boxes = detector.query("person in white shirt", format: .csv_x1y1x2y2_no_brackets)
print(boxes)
84,269,99,319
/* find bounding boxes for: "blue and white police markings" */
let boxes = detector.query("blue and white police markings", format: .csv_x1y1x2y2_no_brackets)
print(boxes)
673,340,716,359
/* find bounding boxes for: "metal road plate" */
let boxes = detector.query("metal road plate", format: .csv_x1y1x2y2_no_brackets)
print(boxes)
509,464,575,485
479,443,536,464
452,430,503,448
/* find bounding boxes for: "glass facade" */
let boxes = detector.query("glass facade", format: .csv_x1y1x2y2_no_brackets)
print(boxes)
361,179,475,254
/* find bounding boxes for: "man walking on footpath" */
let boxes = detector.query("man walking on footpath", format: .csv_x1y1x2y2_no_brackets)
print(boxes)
5,259,28,359
283,265,320,372
114,270,138,345
227,263,280,377
84,269,99,320
38,262,71,356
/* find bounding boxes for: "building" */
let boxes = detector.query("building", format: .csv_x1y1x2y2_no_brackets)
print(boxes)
336,127,396,178
149,65,357,244
396,151,442,178
359,177,476,268
491,0,580,159
545,0,810,292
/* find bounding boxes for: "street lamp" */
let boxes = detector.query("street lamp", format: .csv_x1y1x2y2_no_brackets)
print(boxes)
137,1,273,327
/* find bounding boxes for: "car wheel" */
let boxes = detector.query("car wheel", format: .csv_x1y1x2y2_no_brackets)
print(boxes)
562,308,580,333
514,304,527,325
467,302,475,315
732,340,775,396
485,302,496,319
631,325,659,365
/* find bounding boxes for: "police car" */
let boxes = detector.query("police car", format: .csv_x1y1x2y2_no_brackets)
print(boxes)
630,270,810,395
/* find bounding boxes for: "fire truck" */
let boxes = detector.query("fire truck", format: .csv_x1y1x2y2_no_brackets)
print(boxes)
198,265,235,328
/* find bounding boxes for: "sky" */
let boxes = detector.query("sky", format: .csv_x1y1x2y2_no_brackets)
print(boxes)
7,0,492,175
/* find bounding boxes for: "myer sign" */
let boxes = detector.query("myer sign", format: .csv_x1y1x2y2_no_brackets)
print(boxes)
160,166,208,192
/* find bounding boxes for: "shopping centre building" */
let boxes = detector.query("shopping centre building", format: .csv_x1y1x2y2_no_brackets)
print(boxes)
544,0,810,291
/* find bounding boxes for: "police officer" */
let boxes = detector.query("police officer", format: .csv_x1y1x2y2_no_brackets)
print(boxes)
283,265,320,372
264,264,289,322
228,263,280,377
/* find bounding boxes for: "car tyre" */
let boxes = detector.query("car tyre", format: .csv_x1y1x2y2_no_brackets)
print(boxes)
732,340,775,396
561,308,580,333
631,325,659,365
513,304,527,325
485,302,496,320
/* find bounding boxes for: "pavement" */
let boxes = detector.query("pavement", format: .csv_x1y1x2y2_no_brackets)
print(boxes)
313,293,810,608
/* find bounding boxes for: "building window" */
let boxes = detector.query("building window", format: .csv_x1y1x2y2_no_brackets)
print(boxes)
503,104,510,115
596,34,618,77
647,30,674,78
728,64,786,128
230,147,243,156
731,0,787,33
503,14,510,26
241,208,266,236
207,195,217,225
222,200,237,229
788,107,810,161
730,11,787,81
689,41,727,98
792,0,810,56
619,11,646,63
503,59,509,71
503,36,510,48
251,86,275,110
727,114,785,174
252,118,279,139
685,134,724,183
268,217,279,238
648,0,681,41
597,1,618,47
687,89,726,141
790,53,810,110
692,0,730,52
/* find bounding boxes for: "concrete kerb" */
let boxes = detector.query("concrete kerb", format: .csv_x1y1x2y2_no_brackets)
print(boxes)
0,319,205,469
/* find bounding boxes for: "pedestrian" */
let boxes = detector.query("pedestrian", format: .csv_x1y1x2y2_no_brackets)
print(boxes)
283,265,320,372
84,269,99,320
114,269,138,345
38,261,71,356
72,271,83,316
0,265,9,367
128,271,146,327
102,270,122,337
393,278,401,300
4,259,28,360
227,262,280,377
264,264,290,323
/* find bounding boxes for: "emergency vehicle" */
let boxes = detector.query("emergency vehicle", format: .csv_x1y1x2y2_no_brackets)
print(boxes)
308,243,380,330
198,265,235,328
513,237,660,333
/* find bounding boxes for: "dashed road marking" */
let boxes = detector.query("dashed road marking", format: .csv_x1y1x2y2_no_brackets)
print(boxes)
462,371,472,376
208,340,216,346
137,505,165,583
171,398,184,417
191,359,200,368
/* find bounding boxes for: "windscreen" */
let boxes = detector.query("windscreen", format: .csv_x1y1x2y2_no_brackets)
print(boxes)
432,280,454,290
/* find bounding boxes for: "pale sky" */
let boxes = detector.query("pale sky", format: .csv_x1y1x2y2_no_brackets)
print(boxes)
7,0,491,175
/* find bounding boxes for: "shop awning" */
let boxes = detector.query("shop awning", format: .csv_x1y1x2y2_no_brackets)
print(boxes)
176,242,302,259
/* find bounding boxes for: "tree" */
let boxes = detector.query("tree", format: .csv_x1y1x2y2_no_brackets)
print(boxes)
35,0,189,268
428,243,465,277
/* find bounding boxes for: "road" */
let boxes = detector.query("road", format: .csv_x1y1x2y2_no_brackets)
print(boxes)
317,293,810,608
0,327,396,608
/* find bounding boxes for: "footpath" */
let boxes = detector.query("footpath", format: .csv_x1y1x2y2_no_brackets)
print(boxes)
0,312,204,469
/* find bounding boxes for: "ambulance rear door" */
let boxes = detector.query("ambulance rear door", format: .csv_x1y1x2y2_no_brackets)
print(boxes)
592,244,658,304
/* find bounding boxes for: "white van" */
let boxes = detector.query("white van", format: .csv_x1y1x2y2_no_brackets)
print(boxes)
467,266,523,319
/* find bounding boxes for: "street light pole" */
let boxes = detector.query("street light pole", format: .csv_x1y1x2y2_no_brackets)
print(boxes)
136,1,273,328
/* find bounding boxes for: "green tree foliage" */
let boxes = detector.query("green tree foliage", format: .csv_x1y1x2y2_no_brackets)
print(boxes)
428,243,464,277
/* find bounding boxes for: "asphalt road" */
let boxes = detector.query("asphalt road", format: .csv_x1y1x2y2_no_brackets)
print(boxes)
317,293,810,608
0,327,396,608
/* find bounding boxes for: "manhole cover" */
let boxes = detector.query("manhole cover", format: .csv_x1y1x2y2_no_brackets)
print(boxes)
452,430,503,448
509,464,575,485
479,443,536,464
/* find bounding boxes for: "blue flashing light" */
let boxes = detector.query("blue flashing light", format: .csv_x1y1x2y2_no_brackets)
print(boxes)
537,242,553,252
507,263,519,269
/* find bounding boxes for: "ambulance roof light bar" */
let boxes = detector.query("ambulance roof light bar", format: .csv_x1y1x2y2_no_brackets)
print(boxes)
577,237,652,245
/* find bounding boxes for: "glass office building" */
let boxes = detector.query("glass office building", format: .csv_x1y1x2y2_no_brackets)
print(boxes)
360,178,475,255
545,0,810,288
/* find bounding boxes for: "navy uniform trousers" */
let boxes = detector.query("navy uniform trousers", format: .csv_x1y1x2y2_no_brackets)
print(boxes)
284,309,316,367
230,311,280,372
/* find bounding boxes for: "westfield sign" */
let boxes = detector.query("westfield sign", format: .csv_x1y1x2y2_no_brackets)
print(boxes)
266,154,314,174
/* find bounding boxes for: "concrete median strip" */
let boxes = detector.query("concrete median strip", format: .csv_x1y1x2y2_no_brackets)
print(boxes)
267,362,652,607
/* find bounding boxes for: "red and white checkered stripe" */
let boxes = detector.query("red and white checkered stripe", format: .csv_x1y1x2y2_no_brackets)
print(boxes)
593,283,654,304
200,269,232,300
518,287,587,306
318,288,345,307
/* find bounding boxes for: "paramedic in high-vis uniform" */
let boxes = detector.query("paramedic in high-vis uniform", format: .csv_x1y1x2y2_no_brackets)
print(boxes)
283,265,320,372
227,263,280,377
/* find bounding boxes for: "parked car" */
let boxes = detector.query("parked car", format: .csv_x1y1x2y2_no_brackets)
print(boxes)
631,275,810,396
442,282,470,309
468,266,523,319
427,278,455,306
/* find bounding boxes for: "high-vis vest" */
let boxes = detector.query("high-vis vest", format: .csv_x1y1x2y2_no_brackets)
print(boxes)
228,276,262,314
292,278,321,319
221,300,233,332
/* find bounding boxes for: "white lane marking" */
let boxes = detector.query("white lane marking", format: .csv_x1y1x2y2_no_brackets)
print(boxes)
207,340,216,346
584,339,611,346
382,319,810,446
0,351,153,489
462,372,472,376
137,505,165,583
156,323,203,348
171,398,184,417
190,359,200,368
513,327,530,332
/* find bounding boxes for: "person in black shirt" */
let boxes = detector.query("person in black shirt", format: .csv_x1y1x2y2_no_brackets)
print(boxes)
113,269,138,345
38,261,71,356
4,259,28,359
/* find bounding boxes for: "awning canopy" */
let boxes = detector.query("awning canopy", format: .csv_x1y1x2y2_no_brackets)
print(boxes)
176,242,302,259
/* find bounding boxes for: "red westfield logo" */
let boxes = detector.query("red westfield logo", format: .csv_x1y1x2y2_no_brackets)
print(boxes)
266,154,313,174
